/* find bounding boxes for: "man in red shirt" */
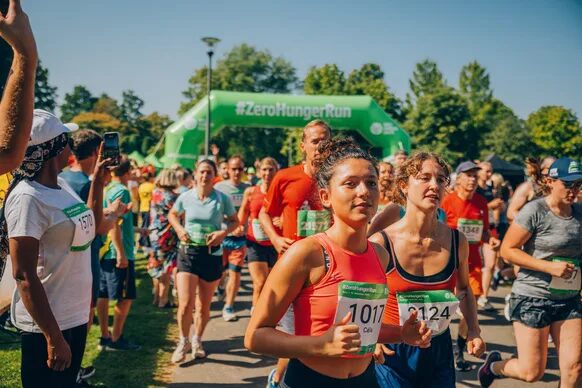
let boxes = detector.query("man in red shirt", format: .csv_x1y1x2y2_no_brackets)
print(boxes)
258,119,331,387
442,161,500,371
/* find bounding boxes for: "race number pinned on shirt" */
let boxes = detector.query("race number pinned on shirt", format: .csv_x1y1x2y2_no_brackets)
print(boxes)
549,257,581,296
457,218,483,244
297,210,330,237
63,203,95,252
186,224,217,246
231,191,244,209
334,281,388,357
397,290,459,336
251,219,269,242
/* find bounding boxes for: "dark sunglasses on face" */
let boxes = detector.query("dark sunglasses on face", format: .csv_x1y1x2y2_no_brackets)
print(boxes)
230,167,244,171
563,180,582,190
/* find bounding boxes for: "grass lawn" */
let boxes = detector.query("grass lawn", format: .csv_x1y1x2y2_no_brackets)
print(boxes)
0,257,177,387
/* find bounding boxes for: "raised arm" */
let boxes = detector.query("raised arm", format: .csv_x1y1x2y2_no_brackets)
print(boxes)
0,0,38,174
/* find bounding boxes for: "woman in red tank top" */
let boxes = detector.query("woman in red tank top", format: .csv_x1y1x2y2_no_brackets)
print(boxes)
245,138,431,388
368,152,485,387
238,157,279,308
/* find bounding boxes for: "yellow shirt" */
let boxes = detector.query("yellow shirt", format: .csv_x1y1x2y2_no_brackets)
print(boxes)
0,173,12,207
138,181,155,213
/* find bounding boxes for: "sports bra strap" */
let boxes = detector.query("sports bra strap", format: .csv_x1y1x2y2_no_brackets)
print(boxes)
379,230,394,273
322,246,331,272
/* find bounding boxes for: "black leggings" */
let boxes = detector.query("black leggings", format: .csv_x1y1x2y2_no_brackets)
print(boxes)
281,358,379,388
21,324,87,388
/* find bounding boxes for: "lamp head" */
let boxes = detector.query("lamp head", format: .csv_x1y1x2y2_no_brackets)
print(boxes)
201,37,220,48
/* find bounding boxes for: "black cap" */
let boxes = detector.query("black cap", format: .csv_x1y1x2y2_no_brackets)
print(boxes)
455,161,481,174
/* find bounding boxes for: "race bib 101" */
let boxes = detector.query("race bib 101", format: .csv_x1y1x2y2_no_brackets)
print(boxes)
334,281,389,357
397,290,459,336
457,218,483,244
549,257,581,297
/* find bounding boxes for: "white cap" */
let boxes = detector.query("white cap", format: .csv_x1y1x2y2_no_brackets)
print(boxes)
29,109,78,146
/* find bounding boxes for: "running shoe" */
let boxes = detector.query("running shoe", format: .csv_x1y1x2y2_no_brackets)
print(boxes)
108,336,141,351
77,366,96,381
192,341,207,359
171,340,192,364
455,352,471,371
490,270,502,291
97,336,111,351
222,306,238,322
478,350,502,387
503,294,511,322
266,368,279,388
478,296,495,312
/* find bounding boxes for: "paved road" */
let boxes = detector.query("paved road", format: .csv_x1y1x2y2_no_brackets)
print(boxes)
170,270,560,387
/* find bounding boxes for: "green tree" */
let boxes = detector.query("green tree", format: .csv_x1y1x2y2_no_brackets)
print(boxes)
134,112,171,155
482,114,536,163
120,90,144,125
92,93,120,118
34,60,58,112
408,59,446,102
459,61,492,111
404,87,476,163
180,43,297,114
345,63,404,122
526,106,582,157
304,64,346,95
180,44,297,162
60,85,97,122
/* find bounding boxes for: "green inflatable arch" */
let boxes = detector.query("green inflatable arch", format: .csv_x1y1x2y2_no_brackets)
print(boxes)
162,91,410,167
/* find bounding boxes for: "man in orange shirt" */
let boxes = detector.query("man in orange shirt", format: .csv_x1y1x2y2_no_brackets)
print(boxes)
442,161,500,371
258,119,331,387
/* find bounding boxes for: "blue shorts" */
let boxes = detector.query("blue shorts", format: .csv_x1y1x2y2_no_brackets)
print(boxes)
375,329,455,388
98,259,136,300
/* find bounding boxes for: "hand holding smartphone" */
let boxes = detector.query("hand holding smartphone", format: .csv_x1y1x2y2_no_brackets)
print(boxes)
102,132,120,167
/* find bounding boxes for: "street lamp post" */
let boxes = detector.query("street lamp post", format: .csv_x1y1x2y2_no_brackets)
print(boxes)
201,37,220,159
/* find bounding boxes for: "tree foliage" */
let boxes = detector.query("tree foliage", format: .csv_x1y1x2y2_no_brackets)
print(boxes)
92,94,121,118
482,113,535,164
180,43,297,114
404,87,476,163
34,60,58,112
60,85,97,122
527,106,581,157
459,61,492,111
408,59,446,102
71,112,121,133
304,64,346,96
346,63,403,122
181,44,298,164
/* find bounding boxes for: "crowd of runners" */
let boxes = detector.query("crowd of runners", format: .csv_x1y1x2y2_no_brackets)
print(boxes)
0,1,581,388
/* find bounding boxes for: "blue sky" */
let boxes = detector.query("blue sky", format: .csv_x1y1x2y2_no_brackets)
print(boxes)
26,0,582,120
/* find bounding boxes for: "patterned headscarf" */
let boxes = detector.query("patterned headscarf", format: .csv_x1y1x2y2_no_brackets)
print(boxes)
0,133,69,280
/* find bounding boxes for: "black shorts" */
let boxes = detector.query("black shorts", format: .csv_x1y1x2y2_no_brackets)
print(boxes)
246,239,277,267
281,358,379,388
509,294,582,329
21,324,87,388
98,259,137,300
177,244,223,282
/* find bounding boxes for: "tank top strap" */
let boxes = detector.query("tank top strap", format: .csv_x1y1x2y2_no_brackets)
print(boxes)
379,230,395,273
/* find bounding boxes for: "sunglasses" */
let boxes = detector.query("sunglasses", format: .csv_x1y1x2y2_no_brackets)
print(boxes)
563,180,582,190
230,167,244,171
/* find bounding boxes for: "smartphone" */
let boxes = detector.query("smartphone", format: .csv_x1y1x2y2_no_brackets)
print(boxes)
103,132,120,167
0,0,13,101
